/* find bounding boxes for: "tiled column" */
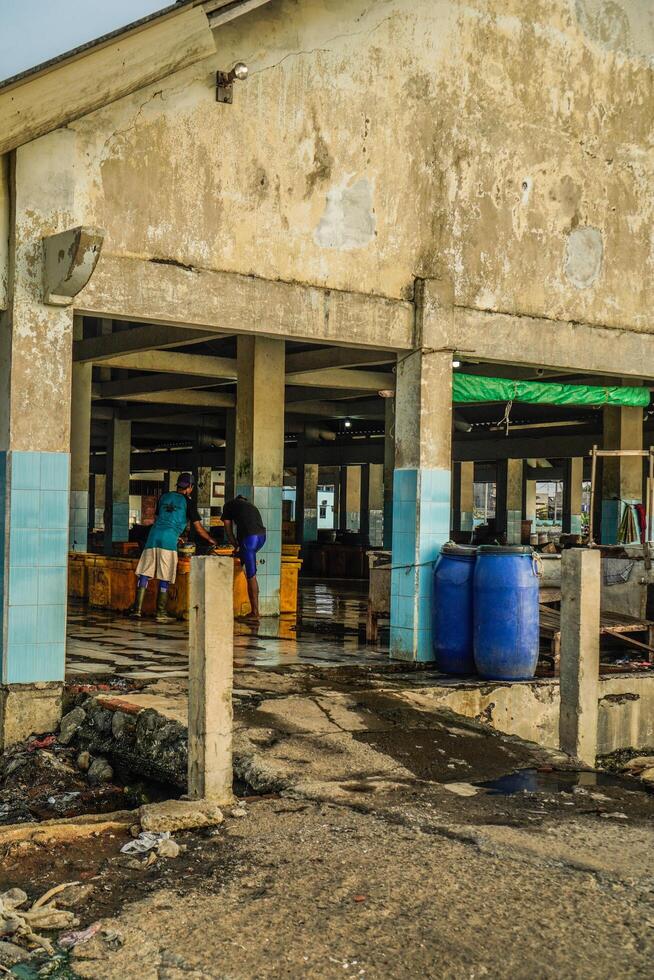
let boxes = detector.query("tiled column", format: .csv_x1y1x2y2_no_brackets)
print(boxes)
602,403,643,544
506,458,523,545
0,132,77,744
224,409,236,503
460,461,474,534
235,336,284,615
525,480,537,531
568,457,584,535
297,462,319,546
345,466,361,531
69,316,91,552
390,349,452,662
383,397,395,549
103,416,131,554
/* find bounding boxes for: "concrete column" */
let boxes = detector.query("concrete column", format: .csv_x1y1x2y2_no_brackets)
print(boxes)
0,132,79,744
224,409,236,503
104,416,131,554
69,316,92,553
506,458,523,544
196,465,212,527
602,403,643,544
345,466,361,532
235,336,284,615
368,463,384,547
338,467,347,532
460,461,474,534
188,556,233,803
360,465,371,542
297,461,319,546
390,348,452,662
383,397,395,549
559,549,600,766
568,457,584,535
525,480,537,530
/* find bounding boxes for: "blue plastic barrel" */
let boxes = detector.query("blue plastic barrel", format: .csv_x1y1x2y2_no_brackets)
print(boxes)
473,546,539,680
432,544,477,673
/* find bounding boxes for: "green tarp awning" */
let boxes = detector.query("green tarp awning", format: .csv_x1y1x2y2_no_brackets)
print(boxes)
452,374,650,408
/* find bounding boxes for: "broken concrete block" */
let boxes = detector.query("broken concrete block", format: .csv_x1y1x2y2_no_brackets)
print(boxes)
59,707,86,746
639,767,654,784
139,799,224,833
112,711,137,740
76,750,92,772
87,758,113,785
0,940,32,967
623,756,654,771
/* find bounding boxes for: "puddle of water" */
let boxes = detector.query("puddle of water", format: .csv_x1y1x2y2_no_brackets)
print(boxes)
475,768,633,795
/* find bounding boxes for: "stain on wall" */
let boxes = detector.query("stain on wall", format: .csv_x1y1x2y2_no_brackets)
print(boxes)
564,226,604,288
314,175,375,250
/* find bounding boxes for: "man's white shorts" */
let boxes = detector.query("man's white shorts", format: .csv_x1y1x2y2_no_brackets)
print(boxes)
135,548,178,583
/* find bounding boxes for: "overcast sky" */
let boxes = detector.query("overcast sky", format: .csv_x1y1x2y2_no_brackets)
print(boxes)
0,0,169,82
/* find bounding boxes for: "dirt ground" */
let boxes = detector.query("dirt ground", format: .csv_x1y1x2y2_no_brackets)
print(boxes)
1,665,653,978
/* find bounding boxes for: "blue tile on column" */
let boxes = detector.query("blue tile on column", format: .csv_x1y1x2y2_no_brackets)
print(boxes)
40,452,70,491
12,452,41,490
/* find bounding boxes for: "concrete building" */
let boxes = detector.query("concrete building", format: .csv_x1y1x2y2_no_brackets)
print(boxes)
1,0,654,743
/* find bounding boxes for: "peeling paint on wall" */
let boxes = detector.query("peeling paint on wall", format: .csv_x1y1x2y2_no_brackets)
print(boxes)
564,225,603,289
575,0,654,58
314,175,375,250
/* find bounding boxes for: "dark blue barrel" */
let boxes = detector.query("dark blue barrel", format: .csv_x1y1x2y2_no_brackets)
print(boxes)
473,546,539,680
432,544,477,673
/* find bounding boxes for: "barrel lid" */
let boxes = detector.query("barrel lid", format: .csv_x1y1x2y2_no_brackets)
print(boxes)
441,542,477,557
477,545,533,555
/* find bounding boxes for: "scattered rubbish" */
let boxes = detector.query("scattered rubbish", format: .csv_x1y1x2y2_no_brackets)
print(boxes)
27,736,56,753
353,895,367,903
76,751,92,772
120,831,170,854
31,883,80,912
475,768,635,796
441,782,479,797
143,851,158,868
46,793,81,808
58,921,102,949
58,707,86,746
156,838,180,859
601,811,628,820
229,806,248,819
87,758,113,785
0,887,78,957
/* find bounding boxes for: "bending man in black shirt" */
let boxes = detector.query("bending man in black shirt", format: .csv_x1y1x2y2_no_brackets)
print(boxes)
221,495,267,619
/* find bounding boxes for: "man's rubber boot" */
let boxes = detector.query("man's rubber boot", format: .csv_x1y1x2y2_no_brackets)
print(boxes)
130,586,147,619
156,590,175,623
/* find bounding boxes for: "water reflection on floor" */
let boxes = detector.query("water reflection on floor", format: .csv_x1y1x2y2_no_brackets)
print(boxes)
66,579,390,679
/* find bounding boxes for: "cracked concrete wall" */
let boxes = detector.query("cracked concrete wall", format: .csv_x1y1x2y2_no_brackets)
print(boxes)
61,0,654,335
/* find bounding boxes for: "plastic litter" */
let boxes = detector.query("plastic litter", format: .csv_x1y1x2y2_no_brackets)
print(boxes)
120,831,170,854
58,921,102,949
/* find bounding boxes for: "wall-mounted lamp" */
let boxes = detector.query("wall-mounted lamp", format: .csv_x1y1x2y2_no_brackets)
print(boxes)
343,419,352,429
452,359,461,369
216,62,249,104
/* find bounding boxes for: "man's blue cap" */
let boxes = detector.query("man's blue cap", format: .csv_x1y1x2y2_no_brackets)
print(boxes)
177,472,194,488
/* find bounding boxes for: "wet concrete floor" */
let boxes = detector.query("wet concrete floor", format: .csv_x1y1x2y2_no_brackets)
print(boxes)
66,579,390,679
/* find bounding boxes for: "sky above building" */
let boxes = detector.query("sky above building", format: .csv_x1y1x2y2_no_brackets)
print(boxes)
0,0,169,82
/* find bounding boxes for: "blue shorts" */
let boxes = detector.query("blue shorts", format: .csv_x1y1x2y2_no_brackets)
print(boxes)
239,533,266,579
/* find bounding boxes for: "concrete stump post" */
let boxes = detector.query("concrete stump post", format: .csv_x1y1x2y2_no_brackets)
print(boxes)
559,548,600,766
188,556,234,803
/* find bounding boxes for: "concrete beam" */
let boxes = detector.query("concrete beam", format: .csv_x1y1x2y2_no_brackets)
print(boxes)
285,367,395,391
74,324,222,363
285,398,384,419
76,254,415,351
95,373,230,399
0,6,216,155
285,347,395,373
421,279,654,379
97,349,238,378
102,390,235,408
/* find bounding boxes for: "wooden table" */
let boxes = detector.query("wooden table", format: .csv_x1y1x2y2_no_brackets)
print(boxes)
539,604,654,674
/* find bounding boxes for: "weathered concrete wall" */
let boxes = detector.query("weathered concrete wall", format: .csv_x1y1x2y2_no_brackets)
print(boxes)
65,0,654,336
400,672,654,755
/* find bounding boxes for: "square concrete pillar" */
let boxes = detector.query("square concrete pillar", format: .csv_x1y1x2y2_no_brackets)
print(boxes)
104,416,131,554
505,459,523,544
602,403,643,544
460,461,474,533
368,463,384,547
188,556,233,803
235,336,284,615
69,316,92,553
383,397,395,549
559,549,600,766
345,466,361,532
525,480,537,529
296,460,319,546
0,132,79,744
196,465,212,527
390,348,452,662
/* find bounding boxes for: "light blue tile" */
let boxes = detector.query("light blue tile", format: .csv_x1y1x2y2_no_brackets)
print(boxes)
415,628,435,663
417,596,432,634
11,490,40,529
5,643,65,684
72,507,88,529
38,530,68,566
398,566,418,598
69,490,88,510
37,603,66,643
9,528,39,566
38,566,67,606
40,491,69,530
397,595,415,630
12,452,41,490
8,604,38,644
9,566,36,606
40,452,69,491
